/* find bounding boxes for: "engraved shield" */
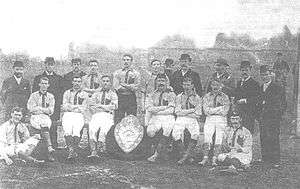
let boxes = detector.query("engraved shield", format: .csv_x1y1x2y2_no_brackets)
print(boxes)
114,115,144,153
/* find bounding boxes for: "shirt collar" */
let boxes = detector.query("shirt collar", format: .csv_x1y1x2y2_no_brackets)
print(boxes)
264,80,272,87
242,76,251,82
13,75,22,83
122,67,132,72
100,87,110,92
39,91,47,96
45,71,54,76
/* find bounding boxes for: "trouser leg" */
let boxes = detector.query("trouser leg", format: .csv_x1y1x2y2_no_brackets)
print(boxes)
49,120,58,148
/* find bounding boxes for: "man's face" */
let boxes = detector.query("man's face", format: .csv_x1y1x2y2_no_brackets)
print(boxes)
156,78,167,90
240,67,251,79
72,78,82,89
151,61,161,73
101,77,111,89
39,79,50,91
11,111,23,123
123,56,132,68
13,66,24,78
45,63,55,73
214,63,225,73
260,71,272,84
180,59,190,71
183,81,193,92
230,116,241,130
72,62,81,72
89,62,98,74
211,80,222,92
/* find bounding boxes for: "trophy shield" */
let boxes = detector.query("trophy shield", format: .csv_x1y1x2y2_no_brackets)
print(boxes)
114,115,144,153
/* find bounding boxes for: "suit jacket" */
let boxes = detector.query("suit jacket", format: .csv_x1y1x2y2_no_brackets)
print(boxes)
32,71,64,120
235,77,260,115
206,72,235,97
170,69,202,97
0,76,31,112
255,81,286,121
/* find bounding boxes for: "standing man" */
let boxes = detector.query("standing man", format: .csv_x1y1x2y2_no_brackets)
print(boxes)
206,58,235,97
146,74,176,162
82,60,101,95
163,58,175,80
172,77,202,165
63,58,87,91
200,80,230,166
113,54,141,124
170,54,202,96
256,65,286,168
0,107,44,165
27,77,55,161
235,61,260,134
273,52,290,89
32,57,64,149
88,75,118,158
61,76,89,160
0,61,31,121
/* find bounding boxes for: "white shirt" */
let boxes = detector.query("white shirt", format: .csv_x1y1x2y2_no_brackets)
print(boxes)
263,80,272,92
13,75,22,85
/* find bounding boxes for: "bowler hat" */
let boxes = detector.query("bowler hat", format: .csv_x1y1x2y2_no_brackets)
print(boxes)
13,61,24,68
71,58,81,64
45,57,55,64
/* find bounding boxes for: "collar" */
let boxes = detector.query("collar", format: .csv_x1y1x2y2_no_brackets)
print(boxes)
45,71,54,76
216,72,225,78
70,88,82,93
263,80,272,87
242,76,251,82
122,67,132,72
39,91,47,96
100,87,110,92
9,119,19,126
13,75,22,82
184,91,195,97
89,73,98,77
210,91,222,96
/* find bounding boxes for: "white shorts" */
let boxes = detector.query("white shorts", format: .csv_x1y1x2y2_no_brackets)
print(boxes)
1,136,40,157
30,114,52,130
173,117,200,141
204,115,227,145
147,115,175,137
89,112,114,142
62,112,85,137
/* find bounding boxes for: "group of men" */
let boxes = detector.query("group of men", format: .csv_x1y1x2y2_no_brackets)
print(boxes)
0,52,286,172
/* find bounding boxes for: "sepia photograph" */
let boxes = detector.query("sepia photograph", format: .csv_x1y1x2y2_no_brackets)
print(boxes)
0,0,299,188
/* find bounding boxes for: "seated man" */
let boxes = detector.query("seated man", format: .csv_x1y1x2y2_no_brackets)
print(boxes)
62,76,89,160
199,79,230,166
146,74,176,162
27,77,55,161
88,75,118,158
0,107,44,165
217,111,252,172
172,77,202,165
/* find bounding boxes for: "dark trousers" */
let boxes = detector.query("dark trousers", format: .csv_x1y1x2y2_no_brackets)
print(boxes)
49,120,58,148
115,93,137,124
241,112,255,134
260,118,281,164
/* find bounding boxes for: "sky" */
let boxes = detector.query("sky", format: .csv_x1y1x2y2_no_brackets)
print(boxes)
0,0,299,58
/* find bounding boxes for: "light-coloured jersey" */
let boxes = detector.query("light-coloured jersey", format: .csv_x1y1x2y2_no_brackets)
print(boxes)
0,120,30,147
62,89,89,113
27,91,55,116
203,91,230,116
90,88,118,114
175,92,202,118
113,68,141,94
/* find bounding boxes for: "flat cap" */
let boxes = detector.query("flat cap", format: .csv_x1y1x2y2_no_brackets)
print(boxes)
179,54,191,61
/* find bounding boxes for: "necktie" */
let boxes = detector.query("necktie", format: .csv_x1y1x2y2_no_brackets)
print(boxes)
213,93,220,107
186,95,190,109
41,93,46,108
101,90,106,105
231,128,239,147
124,70,131,84
90,74,95,89
73,91,81,105
158,92,164,106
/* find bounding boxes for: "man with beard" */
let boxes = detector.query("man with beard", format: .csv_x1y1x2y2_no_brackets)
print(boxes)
146,74,176,162
172,77,202,165
217,111,252,173
206,58,235,97
256,65,286,168
199,80,230,166
113,54,141,124
0,107,44,165
27,77,56,161
234,61,260,134
170,54,202,96
63,58,87,91
0,61,31,121
32,57,64,149
88,75,118,158
61,76,89,160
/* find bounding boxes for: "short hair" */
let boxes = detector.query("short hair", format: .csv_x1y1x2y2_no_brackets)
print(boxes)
182,76,194,85
88,59,98,65
101,75,111,80
71,58,81,64
123,54,133,61
150,59,161,65
11,106,23,114
40,77,49,83
164,58,174,66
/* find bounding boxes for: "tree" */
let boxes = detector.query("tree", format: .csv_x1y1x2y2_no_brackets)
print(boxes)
154,34,196,49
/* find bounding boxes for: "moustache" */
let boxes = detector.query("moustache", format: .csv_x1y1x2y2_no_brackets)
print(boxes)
158,84,165,87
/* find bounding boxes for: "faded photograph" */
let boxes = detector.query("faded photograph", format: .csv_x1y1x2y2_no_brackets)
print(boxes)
0,0,299,188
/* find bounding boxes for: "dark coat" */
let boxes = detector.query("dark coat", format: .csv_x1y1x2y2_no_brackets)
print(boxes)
170,69,202,96
32,71,64,121
63,71,87,92
0,76,31,119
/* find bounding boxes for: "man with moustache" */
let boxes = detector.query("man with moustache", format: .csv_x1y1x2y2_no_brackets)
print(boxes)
200,79,230,166
0,61,31,121
28,77,56,161
32,57,64,149
113,54,141,124
61,76,89,160
88,75,118,158
170,54,202,96
146,74,176,162
234,61,260,134
256,65,286,168
63,58,87,91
